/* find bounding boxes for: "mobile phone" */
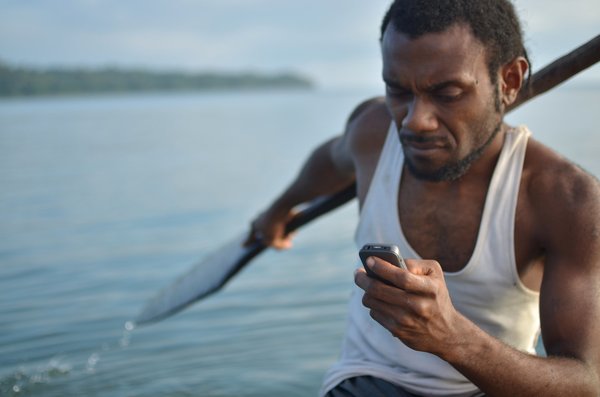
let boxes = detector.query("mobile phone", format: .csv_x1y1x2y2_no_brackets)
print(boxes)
359,244,406,282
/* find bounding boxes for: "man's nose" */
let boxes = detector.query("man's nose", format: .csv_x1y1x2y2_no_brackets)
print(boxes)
401,97,438,133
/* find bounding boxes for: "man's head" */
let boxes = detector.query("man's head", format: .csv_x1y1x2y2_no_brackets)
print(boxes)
380,0,530,182
380,0,530,87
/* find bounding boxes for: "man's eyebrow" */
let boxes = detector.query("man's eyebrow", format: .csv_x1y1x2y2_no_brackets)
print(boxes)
427,81,463,91
383,77,472,91
427,80,463,91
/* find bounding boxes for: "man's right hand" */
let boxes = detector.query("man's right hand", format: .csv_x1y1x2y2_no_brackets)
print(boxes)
244,207,296,250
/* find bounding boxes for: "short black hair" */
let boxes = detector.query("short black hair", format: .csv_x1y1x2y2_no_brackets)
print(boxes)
380,0,531,85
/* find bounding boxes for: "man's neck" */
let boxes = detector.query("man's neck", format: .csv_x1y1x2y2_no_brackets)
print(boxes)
404,124,508,193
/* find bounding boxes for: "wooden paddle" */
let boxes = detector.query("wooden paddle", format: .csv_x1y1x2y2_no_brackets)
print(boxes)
134,34,600,326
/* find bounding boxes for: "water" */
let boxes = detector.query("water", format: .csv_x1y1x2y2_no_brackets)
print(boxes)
1,86,599,396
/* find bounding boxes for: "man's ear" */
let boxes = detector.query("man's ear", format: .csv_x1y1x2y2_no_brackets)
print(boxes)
499,56,529,107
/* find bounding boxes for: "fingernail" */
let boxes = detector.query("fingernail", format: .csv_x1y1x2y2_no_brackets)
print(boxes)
366,257,375,268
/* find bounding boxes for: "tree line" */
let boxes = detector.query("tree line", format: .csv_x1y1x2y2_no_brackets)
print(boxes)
0,62,314,97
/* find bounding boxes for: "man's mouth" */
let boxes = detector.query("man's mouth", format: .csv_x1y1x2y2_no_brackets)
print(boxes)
400,135,448,153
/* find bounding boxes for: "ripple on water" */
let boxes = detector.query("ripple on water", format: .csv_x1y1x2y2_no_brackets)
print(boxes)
0,357,71,396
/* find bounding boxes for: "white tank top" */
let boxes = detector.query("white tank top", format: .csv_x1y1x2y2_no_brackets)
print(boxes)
321,123,540,396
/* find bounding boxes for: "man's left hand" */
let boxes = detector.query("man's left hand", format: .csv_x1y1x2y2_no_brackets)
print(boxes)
355,257,467,358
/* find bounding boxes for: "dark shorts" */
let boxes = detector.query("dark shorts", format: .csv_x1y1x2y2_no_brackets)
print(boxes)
325,376,485,397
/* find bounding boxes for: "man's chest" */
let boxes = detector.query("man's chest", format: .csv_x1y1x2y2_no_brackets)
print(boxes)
398,183,487,273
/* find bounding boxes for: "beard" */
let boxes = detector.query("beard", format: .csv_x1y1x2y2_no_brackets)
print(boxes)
404,86,503,182
404,119,502,182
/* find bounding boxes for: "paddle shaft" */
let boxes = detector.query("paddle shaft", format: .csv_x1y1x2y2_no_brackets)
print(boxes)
285,34,600,229
509,34,600,111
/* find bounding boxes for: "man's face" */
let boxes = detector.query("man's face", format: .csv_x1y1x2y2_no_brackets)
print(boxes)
381,23,503,181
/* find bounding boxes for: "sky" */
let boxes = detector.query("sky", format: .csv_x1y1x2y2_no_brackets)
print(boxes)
1,0,599,89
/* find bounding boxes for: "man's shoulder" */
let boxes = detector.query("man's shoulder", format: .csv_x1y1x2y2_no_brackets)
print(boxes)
345,96,391,156
522,136,600,248
347,96,389,125
523,137,599,201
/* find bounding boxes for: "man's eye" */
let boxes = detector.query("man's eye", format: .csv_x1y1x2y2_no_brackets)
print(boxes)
435,88,463,102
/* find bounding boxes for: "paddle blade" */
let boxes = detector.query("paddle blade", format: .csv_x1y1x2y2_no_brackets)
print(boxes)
135,233,265,326
134,183,357,326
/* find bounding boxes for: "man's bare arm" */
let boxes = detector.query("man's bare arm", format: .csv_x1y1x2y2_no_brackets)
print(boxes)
447,161,600,396
356,154,600,396
246,97,385,248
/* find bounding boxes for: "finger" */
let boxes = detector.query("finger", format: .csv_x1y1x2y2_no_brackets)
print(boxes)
364,293,420,336
354,267,371,290
367,257,437,294
363,256,407,288
355,268,413,307
369,308,401,333
272,234,293,250
265,226,295,250
368,307,425,344
355,266,399,299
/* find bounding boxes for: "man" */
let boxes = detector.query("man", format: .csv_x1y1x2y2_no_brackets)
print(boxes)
246,1,600,396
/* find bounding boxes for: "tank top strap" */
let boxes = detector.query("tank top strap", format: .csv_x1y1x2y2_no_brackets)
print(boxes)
469,125,533,287
355,122,403,246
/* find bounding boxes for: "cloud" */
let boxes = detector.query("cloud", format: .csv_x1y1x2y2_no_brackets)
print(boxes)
516,0,600,34
0,0,598,87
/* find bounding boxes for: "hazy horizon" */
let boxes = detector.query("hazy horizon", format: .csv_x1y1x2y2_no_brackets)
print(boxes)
1,1,599,90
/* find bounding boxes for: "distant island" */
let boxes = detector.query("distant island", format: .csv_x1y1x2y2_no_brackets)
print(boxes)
0,62,314,97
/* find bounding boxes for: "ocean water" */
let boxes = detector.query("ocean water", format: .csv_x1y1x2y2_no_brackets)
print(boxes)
1,85,599,397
